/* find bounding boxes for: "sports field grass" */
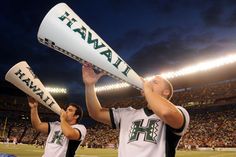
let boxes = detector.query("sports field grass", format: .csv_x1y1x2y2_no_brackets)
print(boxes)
0,144,236,157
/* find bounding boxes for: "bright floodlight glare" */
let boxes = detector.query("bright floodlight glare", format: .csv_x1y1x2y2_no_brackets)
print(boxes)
145,76,155,81
160,54,236,79
95,82,130,92
95,54,236,92
46,87,67,94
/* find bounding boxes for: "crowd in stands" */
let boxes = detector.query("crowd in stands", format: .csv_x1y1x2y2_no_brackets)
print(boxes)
1,79,236,149
1,106,235,149
172,79,236,108
179,106,236,149
101,79,236,109
82,123,119,148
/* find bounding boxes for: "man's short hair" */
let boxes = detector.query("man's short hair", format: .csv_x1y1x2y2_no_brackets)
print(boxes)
156,75,173,100
67,103,83,123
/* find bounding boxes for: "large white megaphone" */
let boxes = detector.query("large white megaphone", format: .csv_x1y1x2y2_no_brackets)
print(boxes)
5,61,61,115
37,3,143,90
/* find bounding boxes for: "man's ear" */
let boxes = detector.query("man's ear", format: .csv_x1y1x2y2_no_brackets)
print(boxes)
163,89,170,97
74,115,79,120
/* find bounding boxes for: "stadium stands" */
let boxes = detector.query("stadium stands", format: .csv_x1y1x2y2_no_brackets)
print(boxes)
0,78,236,150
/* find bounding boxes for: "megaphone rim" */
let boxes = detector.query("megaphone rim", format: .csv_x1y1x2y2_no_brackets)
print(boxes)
37,2,68,39
5,61,28,81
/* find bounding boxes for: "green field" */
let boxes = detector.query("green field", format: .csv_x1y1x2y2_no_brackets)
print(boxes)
0,144,235,157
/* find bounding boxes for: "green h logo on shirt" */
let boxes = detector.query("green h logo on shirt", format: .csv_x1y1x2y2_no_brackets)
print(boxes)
128,119,160,144
50,131,64,146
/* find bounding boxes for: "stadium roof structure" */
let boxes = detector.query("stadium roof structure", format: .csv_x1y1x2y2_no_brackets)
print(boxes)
96,59,236,99
95,54,236,92
170,59,236,89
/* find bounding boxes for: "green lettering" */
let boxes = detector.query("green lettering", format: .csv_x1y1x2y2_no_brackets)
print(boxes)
36,91,44,99
15,69,25,79
22,78,30,86
43,96,50,103
48,101,55,107
58,11,77,28
50,131,64,146
73,26,86,40
122,66,131,76
29,81,40,92
87,32,105,49
113,57,122,69
100,49,112,62
129,119,159,144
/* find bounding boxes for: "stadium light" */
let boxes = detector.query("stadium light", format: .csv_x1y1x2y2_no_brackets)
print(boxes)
161,54,236,79
45,87,67,94
95,82,130,92
95,54,236,92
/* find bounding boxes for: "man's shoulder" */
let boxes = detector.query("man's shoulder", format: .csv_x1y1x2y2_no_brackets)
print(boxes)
112,106,136,111
111,106,139,115
49,121,60,125
72,123,85,127
72,124,87,130
176,106,189,117
167,105,190,136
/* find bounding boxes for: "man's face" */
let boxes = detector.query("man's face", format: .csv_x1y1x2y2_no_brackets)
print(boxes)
65,105,78,122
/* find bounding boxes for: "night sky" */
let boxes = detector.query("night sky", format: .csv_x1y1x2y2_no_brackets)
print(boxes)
1,0,236,95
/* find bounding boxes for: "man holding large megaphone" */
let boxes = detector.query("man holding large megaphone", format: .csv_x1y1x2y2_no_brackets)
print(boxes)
5,61,86,157
28,97,86,157
82,62,190,157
